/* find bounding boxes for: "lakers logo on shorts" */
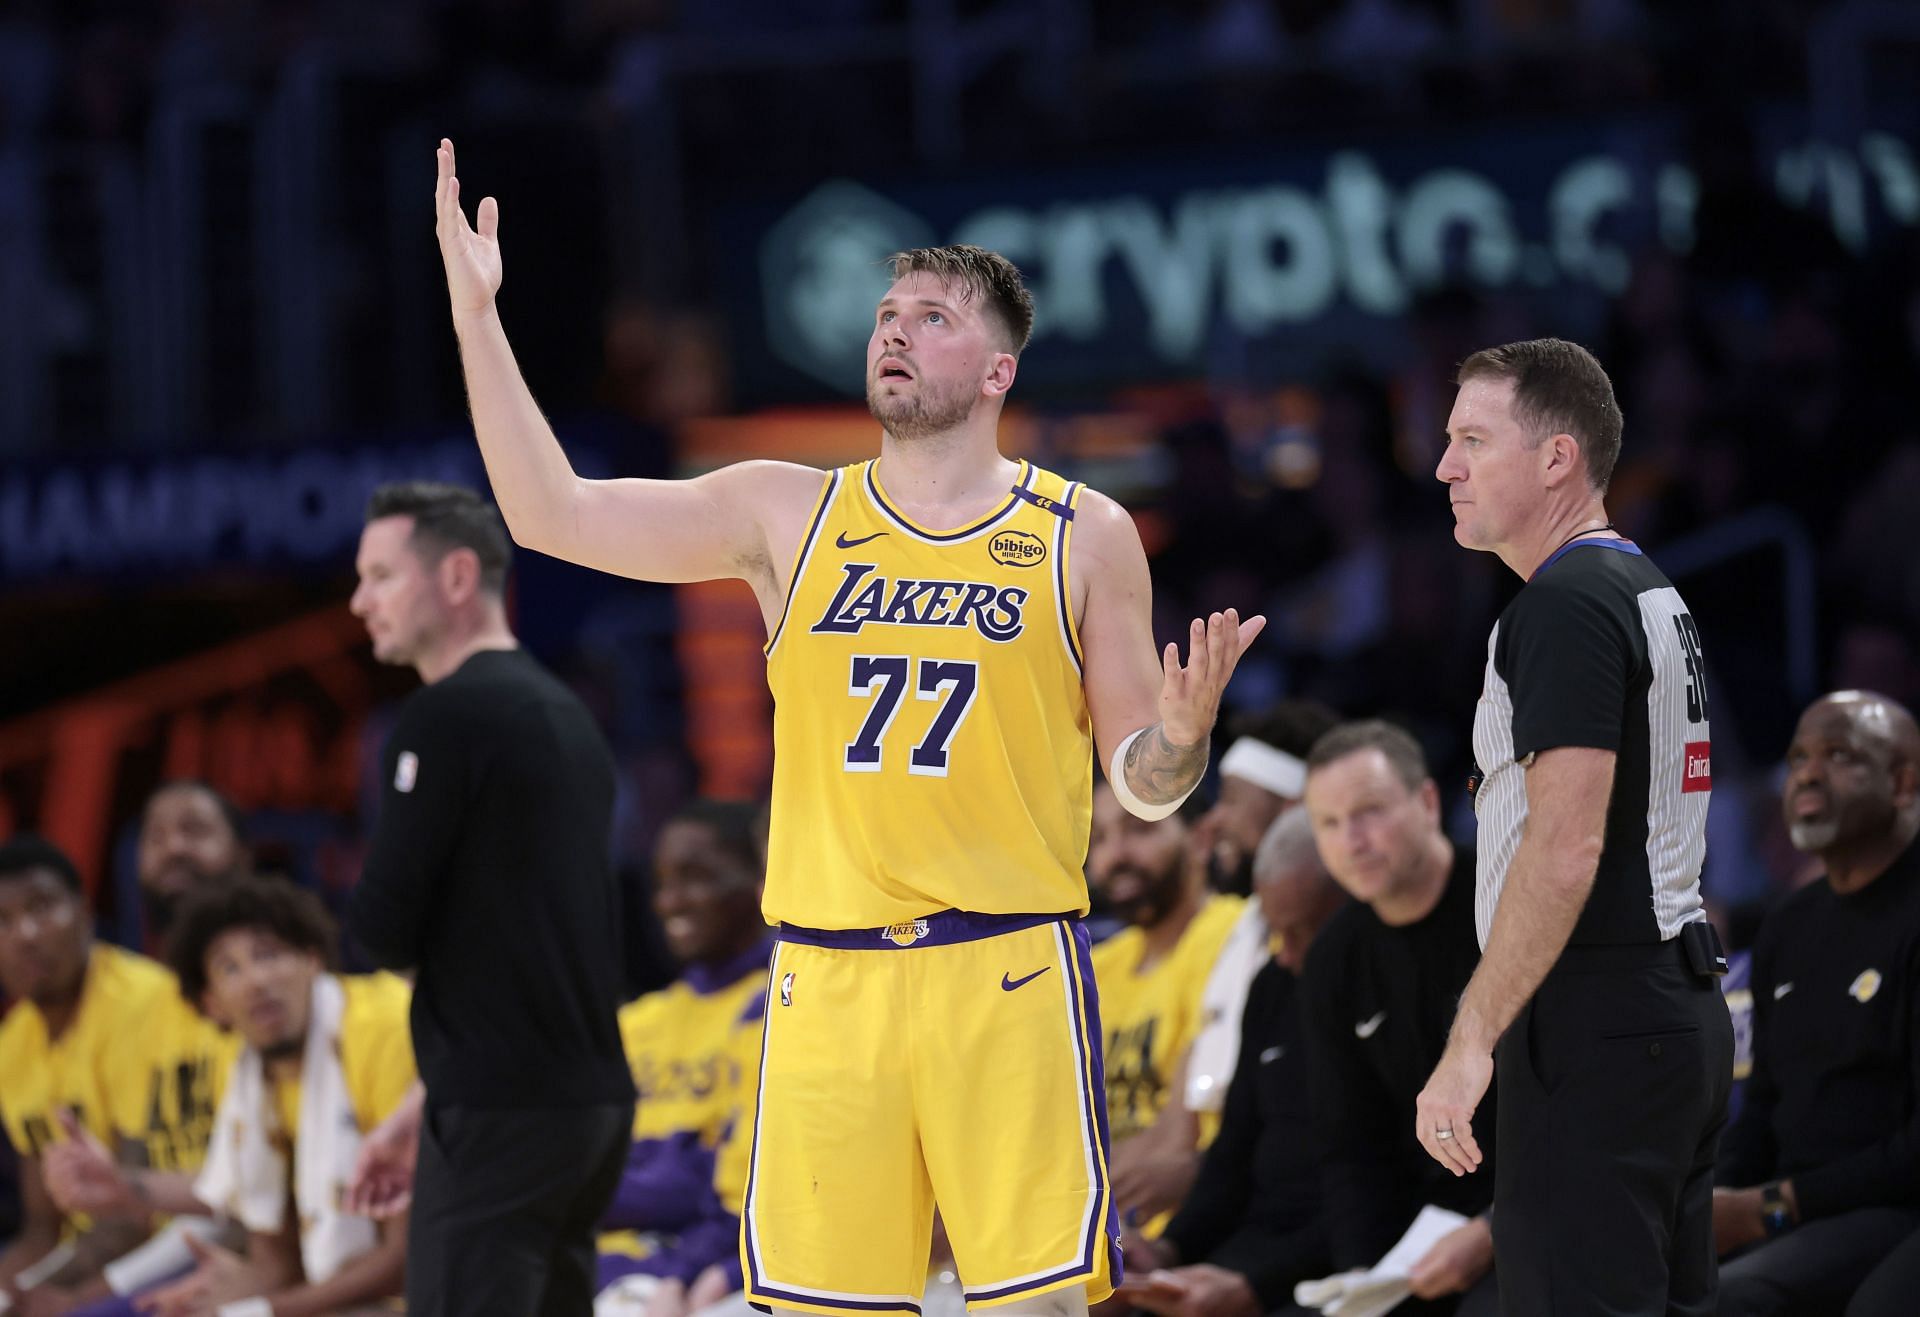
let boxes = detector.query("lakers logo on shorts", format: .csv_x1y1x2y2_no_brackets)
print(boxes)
883,920,931,947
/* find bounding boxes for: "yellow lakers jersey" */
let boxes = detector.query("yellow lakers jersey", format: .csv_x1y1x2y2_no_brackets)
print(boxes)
764,459,1092,929
617,969,767,1145
1091,895,1245,1142
0,944,235,1173
269,973,417,1149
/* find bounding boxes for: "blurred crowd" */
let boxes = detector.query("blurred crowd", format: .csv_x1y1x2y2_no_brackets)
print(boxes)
0,0,1914,950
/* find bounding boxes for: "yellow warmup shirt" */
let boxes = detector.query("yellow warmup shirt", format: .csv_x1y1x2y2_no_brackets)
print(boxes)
763,460,1093,929
0,944,235,1172
1091,895,1245,1141
268,973,417,1147
601,962,768,1265
619,961,769,1146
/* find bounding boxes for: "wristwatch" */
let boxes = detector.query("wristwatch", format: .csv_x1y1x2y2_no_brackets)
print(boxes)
1760,1182,1795,1236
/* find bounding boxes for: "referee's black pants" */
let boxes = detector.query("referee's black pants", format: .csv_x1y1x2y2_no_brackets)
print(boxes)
1493,944,1733,1316
406,1100,634,1317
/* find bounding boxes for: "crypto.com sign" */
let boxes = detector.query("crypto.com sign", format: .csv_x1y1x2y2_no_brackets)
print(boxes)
754,126,1917,392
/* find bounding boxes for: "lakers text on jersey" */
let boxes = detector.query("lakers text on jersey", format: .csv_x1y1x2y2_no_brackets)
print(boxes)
763,460,1091,930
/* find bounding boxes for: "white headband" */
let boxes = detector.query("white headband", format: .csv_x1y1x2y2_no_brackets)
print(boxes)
1219,737,1307,800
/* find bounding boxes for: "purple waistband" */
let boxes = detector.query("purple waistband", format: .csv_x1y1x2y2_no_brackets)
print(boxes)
777,910,1070,950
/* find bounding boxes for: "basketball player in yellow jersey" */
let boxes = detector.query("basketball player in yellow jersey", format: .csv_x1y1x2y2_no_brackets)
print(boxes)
429,140,1265,1317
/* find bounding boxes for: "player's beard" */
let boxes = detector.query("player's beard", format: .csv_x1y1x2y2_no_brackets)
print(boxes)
1208,847,1254,898
143,888,181,937
1787,817,1840,852
867,373,975,440
1106,863,1187,930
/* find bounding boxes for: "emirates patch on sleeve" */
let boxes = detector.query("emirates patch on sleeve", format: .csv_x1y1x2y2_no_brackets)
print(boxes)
1681,742,1712,793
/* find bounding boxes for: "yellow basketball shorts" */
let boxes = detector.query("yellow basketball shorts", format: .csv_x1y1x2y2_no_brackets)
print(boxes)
741,911,1121,1315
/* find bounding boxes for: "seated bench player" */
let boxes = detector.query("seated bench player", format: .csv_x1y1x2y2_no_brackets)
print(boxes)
0,837,234,1314
1118,809,1345,1317
597,801,773,1298
1088,784,1244,1232
45,877,414,1317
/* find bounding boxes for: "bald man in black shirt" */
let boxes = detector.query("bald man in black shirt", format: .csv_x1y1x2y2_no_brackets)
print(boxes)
1301,722,1498,1316
343,483,634,1317
1714,692,1920,1316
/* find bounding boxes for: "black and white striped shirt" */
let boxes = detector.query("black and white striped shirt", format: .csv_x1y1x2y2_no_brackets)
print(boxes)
1470,539,1712,948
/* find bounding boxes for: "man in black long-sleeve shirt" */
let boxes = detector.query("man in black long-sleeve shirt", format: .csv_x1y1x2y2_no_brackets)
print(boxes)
343,482,635,1317
1714,691,1920,1316
1120,808,1345,1317
1300,722,1498,1316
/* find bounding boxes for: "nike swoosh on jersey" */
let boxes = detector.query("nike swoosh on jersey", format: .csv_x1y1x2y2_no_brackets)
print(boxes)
1773,982,1794,1001
835,530,889,549
1355,1010,1387,1039
1259,1046,1285,1064
1001,967,1051,992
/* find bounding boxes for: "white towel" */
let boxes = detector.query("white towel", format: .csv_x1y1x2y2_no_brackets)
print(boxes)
1294,1205,1469,1316
1183,902,1271,1112
195,974,376,1284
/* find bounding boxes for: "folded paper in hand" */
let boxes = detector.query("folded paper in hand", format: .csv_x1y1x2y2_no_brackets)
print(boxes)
1293,1205,1470,1316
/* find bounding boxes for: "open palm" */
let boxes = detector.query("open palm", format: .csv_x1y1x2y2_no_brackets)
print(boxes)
435,138,502,316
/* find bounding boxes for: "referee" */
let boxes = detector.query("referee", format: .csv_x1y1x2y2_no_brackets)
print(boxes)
342,482,635,1316
1416,340,1734,1314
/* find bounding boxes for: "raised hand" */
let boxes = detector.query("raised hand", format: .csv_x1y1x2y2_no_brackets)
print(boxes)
1159,609,1267,747
434,138,502,318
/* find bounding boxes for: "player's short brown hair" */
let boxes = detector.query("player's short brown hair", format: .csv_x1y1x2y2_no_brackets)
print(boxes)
366,482,514,595
1456,338,1624,494
166,876,337,1009
888,245,1035,355
1306,720,1432,794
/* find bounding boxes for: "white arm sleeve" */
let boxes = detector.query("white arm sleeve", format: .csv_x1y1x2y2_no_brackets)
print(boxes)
1107,726,1201,822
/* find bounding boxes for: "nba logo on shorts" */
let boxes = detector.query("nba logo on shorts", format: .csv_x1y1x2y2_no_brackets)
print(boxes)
780,972,794,1006
883,919,931,947
394,751,419,793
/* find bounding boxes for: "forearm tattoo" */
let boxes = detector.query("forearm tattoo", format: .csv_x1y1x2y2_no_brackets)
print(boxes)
1123,723,1208,804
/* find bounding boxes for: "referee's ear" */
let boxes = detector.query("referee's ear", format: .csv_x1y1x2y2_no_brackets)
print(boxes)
1542,431,1587,489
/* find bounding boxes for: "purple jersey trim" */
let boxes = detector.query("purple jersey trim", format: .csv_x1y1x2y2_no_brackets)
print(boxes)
1011,482,1075,521
777,909,1065,950
1531,535,1644,580
684,938,777,996
865,461,1032,544
1054,481,1083,673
